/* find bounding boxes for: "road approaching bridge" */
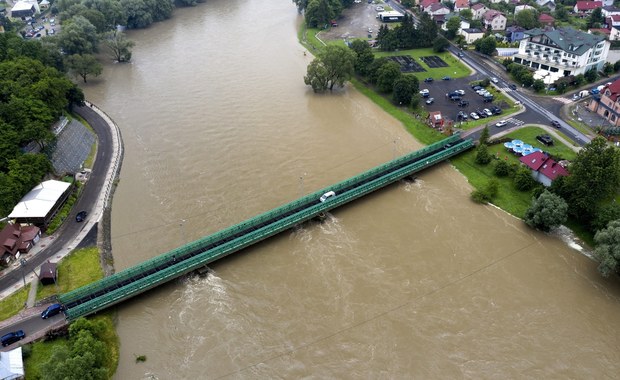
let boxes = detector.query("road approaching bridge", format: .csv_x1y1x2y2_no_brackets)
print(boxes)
59,135,474,320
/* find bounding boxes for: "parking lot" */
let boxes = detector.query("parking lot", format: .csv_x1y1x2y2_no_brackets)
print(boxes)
418,76,511,127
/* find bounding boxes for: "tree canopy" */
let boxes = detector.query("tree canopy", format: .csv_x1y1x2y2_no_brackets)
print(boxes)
304,45,356,92
524,190,568,232
594,220,620,277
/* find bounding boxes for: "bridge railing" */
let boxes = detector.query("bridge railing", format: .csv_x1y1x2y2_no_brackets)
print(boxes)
63,138,473,320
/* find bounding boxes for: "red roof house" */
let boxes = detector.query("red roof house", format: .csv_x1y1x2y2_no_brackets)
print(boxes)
520,151,569,186
0,224,41,264
574,1,603,14
539,14,555,26
420,0,440,11
454,0,469,12
427,111,444,129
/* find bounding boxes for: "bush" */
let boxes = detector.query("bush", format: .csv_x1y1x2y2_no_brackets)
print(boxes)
475,144,492,165
514,166,537,191
494,160,512,177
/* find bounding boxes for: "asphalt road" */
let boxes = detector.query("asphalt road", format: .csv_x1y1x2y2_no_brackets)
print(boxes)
0,105,113,294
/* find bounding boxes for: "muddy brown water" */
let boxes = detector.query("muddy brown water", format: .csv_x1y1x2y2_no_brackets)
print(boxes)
79,0,620,378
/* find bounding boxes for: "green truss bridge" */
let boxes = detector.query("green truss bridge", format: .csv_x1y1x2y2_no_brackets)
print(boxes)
59,134,474,320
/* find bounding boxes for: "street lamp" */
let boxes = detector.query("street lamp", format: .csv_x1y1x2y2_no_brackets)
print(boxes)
19,258,27,287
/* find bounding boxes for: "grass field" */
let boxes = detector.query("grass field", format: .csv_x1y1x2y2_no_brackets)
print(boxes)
36,247,103,301
374,48,471,79
494,127,578,162
0,286,30,321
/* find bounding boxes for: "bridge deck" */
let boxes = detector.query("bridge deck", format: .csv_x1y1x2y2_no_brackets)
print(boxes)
59,135,473,320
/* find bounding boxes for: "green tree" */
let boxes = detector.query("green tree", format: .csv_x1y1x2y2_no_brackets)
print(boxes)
592,203,620,232
349,39,374,76
471,179,499,203
460,9,473,21
524,190,568,232
479,126,490,145
532,79,545,92
445,16,461,40
514,166,537,191
604,62,614,76
585,68,598,83
587,7,604,28
594,219,620,277
494,160,512,177
121,0,154,28
417,12,439,48
65,54,103,83
554,6,569,22
555,137,620,223
304,0,334,28
56,15,99,55
102,30,135,62
475,36,497,56
614,60,620,72
392,74,418,106
515,9,540,29
304,45,356,91
475,143,492,165
377,61,402,93
433,35,450,52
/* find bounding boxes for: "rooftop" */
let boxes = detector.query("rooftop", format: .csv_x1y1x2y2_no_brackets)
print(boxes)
524,27,606,55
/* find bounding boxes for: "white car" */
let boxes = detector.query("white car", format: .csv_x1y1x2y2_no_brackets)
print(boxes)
419,89,429,95
491,77,499,84
376,6,384,11
470,112,480,120
495,120,508,127
354,0,362,3
483,108,493,116
454,90,465,95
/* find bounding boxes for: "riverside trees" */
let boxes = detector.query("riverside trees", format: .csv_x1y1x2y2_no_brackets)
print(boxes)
304,45,356,92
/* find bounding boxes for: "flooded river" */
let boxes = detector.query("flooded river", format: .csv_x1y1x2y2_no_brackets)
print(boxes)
80,0,620,378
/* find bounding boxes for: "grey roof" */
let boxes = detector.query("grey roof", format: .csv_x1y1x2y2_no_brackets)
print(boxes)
524,27,605,55
463,28,483,33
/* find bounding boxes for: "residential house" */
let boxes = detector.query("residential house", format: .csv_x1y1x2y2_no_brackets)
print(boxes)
573,1,603,16
441,14,471,33
460,27,485,43
505,26,526,43
419,0,440,12
0,223,41,264
454,0,469,12
483,10,507,31
602,5,620,17
611,27,620,41
512,27,610,82
589,27,612,39
588,79,620,127
489,0,509,3
426,3,451,17
519,152,569,187
427,111,444,129
539,13,555,26
536,0,556,11
471,3,488,20
514,5,535,15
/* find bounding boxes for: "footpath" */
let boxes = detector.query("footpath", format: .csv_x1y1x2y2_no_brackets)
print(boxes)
0,102,123,309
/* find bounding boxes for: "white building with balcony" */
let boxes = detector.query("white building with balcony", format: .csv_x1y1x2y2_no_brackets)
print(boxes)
512,27,610,82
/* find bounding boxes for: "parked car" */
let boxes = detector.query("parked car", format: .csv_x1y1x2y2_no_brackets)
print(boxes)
425,97,435,105
472,85,483,91
375,5,384,11
470,112,480,120
495,120,508,128
457,111,468,120
1,330,25,347
442,76,451,81
550,120,561,128
419,89,430,98
483,108,493,117
424,77,433,83
491,106,502,115
476,110,487,118
458,100,469,107
330,20,338,27
41,303,64,319
76,211,88,222
449,95,462,102
537,134,554,146
483,96,494,103
454,89,465,95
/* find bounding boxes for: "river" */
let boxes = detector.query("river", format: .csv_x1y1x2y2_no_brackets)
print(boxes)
80,0,620,378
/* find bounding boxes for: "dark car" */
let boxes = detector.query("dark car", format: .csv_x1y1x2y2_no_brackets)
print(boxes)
1,330,25,347
424,77,434,83
457,111,468,120
458,100,470,107
476,110,487,118
509,84,518,90
537,134,554,146
76,210,88,222
492,106,502,115
483,96,494,103
41,303,64,319
442,76,451,81
472,85,483,91
550,120,561,128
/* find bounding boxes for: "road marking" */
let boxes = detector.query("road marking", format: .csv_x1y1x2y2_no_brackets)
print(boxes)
506,118,524,126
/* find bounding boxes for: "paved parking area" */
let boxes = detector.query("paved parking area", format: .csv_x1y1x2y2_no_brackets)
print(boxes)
419,77,509,125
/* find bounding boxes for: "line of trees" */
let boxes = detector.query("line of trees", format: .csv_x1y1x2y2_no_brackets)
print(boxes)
375,13,439,51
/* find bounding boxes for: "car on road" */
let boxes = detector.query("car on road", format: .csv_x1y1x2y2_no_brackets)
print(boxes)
470,112,480,120
454,89,465,95
572,94,580,101
41,303,64,319
1,330,25,347
537,134,554,146
424,77,433,83
76,210,88,222
495,120,508,128
491,77,499,84
442,76,451,81
509,84,518,90
320,191,336,202
550,120,561,128
425,97,434,105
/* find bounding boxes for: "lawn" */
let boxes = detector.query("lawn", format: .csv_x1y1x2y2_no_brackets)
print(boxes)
36,247,103,301
374,48,471,80
494,126,578,161
0,286,30,321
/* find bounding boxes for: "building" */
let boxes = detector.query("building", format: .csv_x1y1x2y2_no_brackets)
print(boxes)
539,13,555,26
442,15,470,33
8,180,73,227
573,1,603,16
427,111,444,129
426,3,450,17
0,223,41,264
514,4,535,15
9,0,37,19
0,347,25,379
506,26,526,42
454,0,469,12
537,0,556,11
471,3,488,20
419,0,440,12
483,10,507,31
39,261,58,285
519,151,569,187
587,79,620,126
602,5,620,17
460,28,485,43
512,27,610,82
